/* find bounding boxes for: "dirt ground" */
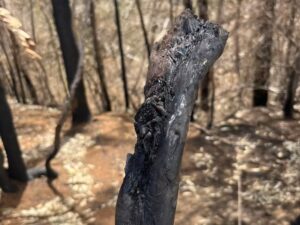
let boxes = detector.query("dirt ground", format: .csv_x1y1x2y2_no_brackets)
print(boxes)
0,101,300,225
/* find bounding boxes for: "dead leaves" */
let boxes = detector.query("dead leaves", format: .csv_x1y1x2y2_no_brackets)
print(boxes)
0,7,41,60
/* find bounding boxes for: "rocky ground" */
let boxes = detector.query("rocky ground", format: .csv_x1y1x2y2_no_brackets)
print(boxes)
0,101,300,225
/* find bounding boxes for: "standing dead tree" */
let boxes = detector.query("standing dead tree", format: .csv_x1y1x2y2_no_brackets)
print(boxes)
169,0,174,25
89,0,111,112
0,79,28,183
283,0,297,119
252,0,276,106
113,0,130,110
51,0,91,125
190,0,209,121
135,0,151,63
207,0,224,128
198,0,211,113
115,9,228,225
283,53,300,119
183,0,193,11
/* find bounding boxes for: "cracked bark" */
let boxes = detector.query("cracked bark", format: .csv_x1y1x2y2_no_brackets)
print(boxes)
115,9,228,225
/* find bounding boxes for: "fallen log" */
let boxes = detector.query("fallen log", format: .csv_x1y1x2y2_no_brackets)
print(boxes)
116,9,228,225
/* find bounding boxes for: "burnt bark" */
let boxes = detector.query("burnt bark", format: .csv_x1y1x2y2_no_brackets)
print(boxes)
89,0,111,112
115,9,228,225
0,80,28,182
51,0,91,124
253,0,276,106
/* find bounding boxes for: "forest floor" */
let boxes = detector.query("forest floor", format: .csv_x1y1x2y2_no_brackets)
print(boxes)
0,101,300,225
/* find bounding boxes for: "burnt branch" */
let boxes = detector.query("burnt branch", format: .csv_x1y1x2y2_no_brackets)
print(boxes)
116,9,228,225
44,43,85,180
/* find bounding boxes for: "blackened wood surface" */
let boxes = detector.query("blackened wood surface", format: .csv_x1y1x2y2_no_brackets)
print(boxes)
116,10,228,225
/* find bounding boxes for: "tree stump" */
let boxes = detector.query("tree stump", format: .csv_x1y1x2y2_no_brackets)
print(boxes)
116,9,228,225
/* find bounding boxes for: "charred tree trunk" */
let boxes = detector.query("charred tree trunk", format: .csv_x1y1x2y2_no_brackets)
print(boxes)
10,33,27,104
51,0,91,124
206,0,224,128
115,10,228,225
198,0,208,20
0,149,18,192
283,54,299,119
29,0,36,42
183,0,193,11
135,0,151,63
234,0,242,79
0,35,20,102
283,0,297,119
89,0,111,112
22,68,39,104
39,1,68,97
190,0,211,121
113,0,130,110
169,0,174,25
0,80,28,182
253,0,276,107
198,0,211,112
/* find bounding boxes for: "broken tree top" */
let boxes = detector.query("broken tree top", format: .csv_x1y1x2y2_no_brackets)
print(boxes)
116,9,228,225
145,9,228,97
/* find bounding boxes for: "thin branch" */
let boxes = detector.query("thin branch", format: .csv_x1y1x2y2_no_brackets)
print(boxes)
45,42,84,179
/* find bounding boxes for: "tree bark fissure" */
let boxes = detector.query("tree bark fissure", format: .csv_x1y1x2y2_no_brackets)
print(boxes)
116,10,228,225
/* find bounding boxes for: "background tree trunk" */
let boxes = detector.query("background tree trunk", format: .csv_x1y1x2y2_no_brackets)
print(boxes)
135,0,151,63
183,0,193,11
0,34,20,102
89,0,111,112
198,0,211,112
283,54,299,119
190,0,210,121
169,0,173,25
0,80,28,182
10,33,27,104
0,149,18,192
51,0,91,124
283,0,297,118
113,0,130,110
115,10,228,225
29,0,36,42
253,0,276,107
206,0,224,128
